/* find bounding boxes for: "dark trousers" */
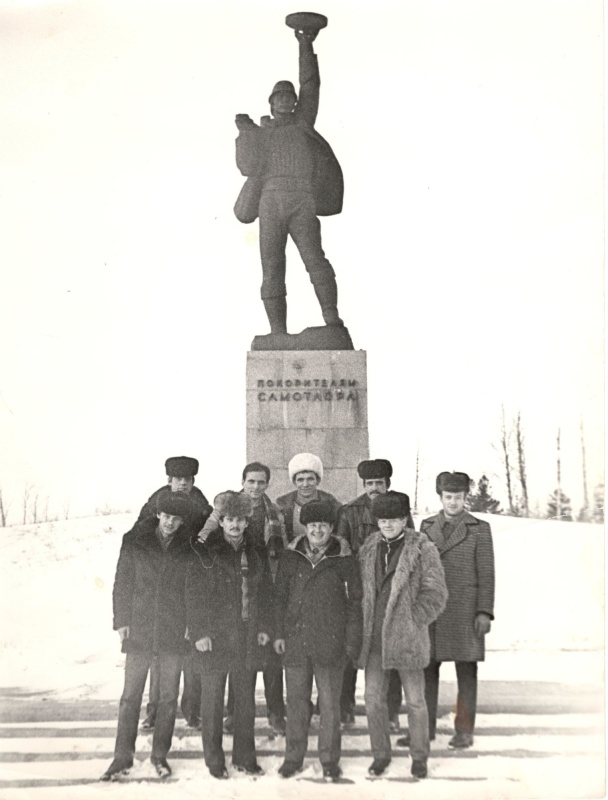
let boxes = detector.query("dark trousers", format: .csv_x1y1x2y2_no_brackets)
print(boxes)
285,658,344,767
226,661,285,720
340,663,402,717
200,665,258,770
258,190,336,300
146,650,201,721
424,660,478,736
115,652,182,761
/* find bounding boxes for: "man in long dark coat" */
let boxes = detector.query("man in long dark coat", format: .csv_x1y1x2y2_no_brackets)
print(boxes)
136,456,212,732
234,27,344,334
101,493,194,781
398,471,495,750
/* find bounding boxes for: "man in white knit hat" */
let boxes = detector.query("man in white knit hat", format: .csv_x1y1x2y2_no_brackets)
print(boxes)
275,453,342,543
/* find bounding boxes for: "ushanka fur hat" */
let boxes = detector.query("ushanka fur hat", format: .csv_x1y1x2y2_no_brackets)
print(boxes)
214,491,254,519
165,456,199,478
156,492,193,520
287,453,323,481
436,471,471,494
300,499,336,526
357,459,393,481
371,491,411,520
288,452,323,482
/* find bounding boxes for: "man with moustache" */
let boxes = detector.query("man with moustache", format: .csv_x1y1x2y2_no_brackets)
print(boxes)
199,462,288,735
187,491,273,779
398,471,495,751
276,453,342,543
336,460,414,728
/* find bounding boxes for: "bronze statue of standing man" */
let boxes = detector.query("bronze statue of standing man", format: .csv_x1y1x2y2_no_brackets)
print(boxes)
234,13,345,335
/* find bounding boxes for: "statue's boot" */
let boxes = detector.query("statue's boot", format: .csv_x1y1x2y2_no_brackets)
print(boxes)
263,296,288,334
314,278,344,326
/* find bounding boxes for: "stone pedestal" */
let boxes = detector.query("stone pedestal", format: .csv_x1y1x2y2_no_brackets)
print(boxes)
246,350,369,503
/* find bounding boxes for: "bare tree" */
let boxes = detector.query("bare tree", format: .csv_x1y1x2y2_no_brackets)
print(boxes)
0,486,11,527
61,496,71,520
579,418,591,521
413,446,420,513
556,428,562,520
30,486,40,524
515,412,529,517
22,481,33,524
495,406,516,514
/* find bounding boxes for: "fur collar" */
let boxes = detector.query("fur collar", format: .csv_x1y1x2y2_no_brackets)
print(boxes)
288,533,352,558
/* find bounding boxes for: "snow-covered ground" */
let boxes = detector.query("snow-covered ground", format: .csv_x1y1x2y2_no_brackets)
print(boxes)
0,513,604,799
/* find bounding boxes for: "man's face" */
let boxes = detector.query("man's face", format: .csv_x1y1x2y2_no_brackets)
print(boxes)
377,517,406,540
441,491,467,518
157,512,183,537
220,516,248,541
169,476,194,494
242,470,268,502
271,91,296,117
305,521,333,550
364,478,388,500
294,471,319,498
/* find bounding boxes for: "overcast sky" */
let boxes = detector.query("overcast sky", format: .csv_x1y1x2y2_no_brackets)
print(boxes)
0,0,603,518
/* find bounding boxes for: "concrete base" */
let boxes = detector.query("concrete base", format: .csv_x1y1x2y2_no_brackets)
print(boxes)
246,349,369,503
251,325,354,352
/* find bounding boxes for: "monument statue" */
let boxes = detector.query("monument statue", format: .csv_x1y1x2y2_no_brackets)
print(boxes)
234,12,345,337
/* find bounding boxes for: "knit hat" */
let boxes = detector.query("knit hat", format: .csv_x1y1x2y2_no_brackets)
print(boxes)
214,491,254,519
156,492,193,520
268,80,297,103
165,456,199,478
371,491,410,520
288,452,323,482
357,459,393,481
300,499,335,526
436,471,471,495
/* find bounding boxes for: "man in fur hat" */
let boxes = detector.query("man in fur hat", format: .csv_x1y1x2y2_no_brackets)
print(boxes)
398,472,495,751
276,452,342,543
233,27,344,334
358,492,447,780
273,500,362,782
137,456,212,732
199,462,288,736
101,493,194,781
187,491,273,779
337,459,415,727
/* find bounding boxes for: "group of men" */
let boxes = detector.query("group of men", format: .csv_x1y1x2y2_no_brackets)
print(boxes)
101,451,495,783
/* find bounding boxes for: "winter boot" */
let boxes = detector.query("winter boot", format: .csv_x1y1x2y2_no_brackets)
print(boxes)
262,296,288,334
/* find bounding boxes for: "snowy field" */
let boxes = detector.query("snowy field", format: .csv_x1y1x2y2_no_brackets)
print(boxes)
0,513,604,799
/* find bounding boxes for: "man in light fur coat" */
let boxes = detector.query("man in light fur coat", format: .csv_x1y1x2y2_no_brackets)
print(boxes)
358,492,447,780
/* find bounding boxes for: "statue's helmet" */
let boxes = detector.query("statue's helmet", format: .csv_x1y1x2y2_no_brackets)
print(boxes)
269,80,297,104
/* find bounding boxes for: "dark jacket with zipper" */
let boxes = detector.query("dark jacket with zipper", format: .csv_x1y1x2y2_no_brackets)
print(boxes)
274,534,363,668
112,517,192,655
186,528,274,672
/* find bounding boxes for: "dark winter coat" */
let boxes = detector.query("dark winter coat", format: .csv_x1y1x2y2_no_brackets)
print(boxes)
275,489,342,543
234,43,343,223
358,530,448,671
421,511,495,662
274,534,363,668
336,491,415,555
186,528,274,673
112,517,193,655
137,485,213,535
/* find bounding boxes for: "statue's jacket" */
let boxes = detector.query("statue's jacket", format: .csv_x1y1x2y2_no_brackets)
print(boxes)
234,44,343,223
